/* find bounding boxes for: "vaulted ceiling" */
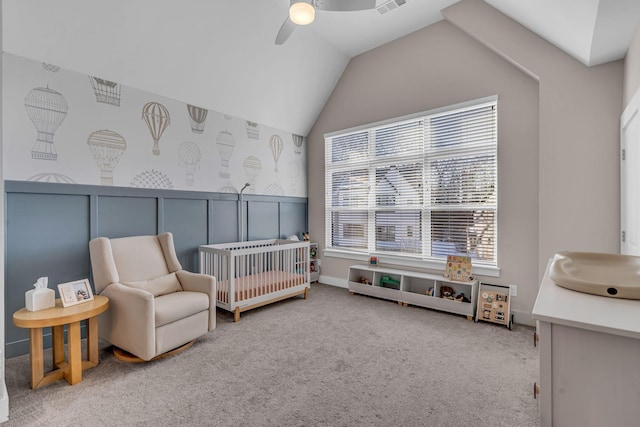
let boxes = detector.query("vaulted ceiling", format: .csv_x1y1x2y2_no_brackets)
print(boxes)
3,0,640,136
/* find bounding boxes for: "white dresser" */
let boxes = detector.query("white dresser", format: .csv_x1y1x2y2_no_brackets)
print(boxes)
532,262,640,427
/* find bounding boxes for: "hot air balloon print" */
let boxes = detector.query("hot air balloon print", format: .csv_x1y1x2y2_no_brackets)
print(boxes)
89,76,121,106
292,134,304,155
187,105,208,134
269,135,283,172
28,173,75,184
264,183,284,196
42,63,60,73
217,184,238,193
245,121,259,139
243,155,262,193
216,130,235,179
24,86,69,161
87,129,127,186
130,170,174,189
289,162,300,194
142,102,171,156
177,141,201,186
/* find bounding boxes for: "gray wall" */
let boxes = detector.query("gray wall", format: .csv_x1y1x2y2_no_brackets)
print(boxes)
5,181,307,357
307,0,624,321
443,0,623,283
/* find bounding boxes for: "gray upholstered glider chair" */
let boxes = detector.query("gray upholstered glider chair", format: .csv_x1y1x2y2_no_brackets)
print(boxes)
89,232,216,361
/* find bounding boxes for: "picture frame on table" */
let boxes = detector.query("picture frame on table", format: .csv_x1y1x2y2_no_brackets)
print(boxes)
58,279,94,307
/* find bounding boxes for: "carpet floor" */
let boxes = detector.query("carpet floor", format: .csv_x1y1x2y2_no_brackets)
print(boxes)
4,283,540,426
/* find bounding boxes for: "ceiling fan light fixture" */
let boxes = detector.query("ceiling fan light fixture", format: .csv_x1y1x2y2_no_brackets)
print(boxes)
290,1,315,25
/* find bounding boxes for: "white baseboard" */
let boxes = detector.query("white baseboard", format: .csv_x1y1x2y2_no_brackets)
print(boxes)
318,275,348,289
317,274,535,326
510,309,535,327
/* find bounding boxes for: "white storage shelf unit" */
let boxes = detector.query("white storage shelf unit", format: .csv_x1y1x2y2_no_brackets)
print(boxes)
309,242,319,282
348,265,478,319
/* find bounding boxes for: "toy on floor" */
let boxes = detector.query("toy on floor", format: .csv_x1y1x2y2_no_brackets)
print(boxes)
475,282,513,329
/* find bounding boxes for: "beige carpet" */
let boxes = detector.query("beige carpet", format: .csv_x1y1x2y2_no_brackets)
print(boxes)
4,283,540,426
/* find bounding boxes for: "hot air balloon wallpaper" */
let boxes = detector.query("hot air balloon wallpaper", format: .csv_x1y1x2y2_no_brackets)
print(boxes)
269,135,283,172
5,54,312,198
89,76,121,106
177,141,201,186
245,121,259,139
28,172,75,183
288,162,300,194
187,105,208,134
217,184,239,193
264,183,284,196
292,134,304,155
142,101,171,155
24,86,69,161
216,130,235,179
87,129,127,186
42,63,60,73
243,155,262,193
130,170,174,189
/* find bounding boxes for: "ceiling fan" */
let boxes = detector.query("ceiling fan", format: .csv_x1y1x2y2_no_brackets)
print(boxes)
275,0,377,45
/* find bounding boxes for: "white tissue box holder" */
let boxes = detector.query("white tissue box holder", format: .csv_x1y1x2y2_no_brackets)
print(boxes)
25,288,55,311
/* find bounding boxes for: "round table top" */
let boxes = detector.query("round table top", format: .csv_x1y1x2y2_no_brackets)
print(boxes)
13,295,109,328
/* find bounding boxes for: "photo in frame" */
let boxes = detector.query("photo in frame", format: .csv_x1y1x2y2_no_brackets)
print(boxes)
57,279,94,307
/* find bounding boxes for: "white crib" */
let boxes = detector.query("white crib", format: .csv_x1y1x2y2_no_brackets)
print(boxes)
199,239,310,321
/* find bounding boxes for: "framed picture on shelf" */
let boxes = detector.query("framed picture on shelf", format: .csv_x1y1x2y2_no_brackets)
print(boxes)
58,279,94,307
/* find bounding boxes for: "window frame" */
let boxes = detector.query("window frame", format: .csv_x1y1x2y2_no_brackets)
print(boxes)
324,96,500,277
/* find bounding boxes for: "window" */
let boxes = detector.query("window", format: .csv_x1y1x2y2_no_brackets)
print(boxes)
325,97,497,266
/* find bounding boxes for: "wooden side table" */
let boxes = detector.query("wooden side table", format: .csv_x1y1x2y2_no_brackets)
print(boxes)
13,295,109,389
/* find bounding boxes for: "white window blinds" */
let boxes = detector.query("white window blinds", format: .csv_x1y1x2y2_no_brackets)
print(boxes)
325,97,498,266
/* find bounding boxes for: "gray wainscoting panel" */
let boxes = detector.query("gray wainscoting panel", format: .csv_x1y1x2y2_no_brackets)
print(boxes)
97,196,158,238
4,181,307,357
210,200,239,244
247,201,279,241
163,198,208,271
6,192,91,357
279,201,308,240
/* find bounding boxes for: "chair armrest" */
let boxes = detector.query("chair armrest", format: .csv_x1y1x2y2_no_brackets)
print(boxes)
100,283,157,360
176,270,216,331
177,270,216,294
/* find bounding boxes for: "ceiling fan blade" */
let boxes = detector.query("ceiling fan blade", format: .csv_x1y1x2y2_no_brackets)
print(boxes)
316,0,376,12
275,17,296,45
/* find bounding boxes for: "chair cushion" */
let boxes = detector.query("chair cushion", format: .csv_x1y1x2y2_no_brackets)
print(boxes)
154,291,210,327
110,235,171,281
123,272,183,297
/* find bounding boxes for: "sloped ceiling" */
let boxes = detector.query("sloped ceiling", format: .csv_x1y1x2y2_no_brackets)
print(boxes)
485,0,640,66
1,0,351,136
3,0,640,136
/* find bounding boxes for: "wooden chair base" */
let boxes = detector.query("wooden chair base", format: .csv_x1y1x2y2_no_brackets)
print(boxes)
113,340,196,363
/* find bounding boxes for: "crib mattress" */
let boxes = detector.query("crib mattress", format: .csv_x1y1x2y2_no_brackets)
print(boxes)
217,270,306,302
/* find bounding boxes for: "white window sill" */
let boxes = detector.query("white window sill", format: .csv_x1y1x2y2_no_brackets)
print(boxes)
323,248,500,278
